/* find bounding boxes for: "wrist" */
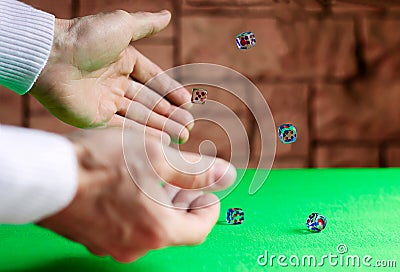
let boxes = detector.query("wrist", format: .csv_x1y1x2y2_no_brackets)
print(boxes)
68,133,117,196
71,138,91,192
36,138,88,227
51,18,73,63
29,18,72,99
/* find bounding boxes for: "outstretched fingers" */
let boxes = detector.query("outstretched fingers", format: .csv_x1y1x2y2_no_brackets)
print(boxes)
117,98,189,143
108,114,171,145
125,80,194,130
149,146,237,191
129,50,192,109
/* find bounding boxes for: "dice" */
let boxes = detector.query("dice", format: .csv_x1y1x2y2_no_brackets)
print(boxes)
306,212,327,232
235,31,256,50
226,208,244,225
278,124,297,144
191,88,208,104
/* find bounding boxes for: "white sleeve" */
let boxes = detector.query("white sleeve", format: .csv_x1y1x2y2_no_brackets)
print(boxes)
0,125,78,224
0,0,54,95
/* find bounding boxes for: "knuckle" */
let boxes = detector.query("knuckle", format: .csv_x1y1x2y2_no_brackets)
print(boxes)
190,232,207,246
146,234,164,250
181,235,202,247
145,222,169,249
192,170,212,189
111,251,137,263
113,9,130,17
144,211,172,249
135,195,170,249
134,11,150,16
144,139,162,160
198,234,208,244
147,66,161,80
109,165,123,181
114,223,133,246
112,248,149,263
102,165,124,188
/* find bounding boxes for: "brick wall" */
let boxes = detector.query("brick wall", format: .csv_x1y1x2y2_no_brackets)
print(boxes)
1,0,399,168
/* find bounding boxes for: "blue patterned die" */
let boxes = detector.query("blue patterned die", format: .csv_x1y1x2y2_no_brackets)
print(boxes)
226,208,244,225
306,212,327,232
278,123,297,144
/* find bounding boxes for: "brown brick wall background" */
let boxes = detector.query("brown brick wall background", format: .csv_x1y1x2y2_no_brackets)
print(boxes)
1,0,399,168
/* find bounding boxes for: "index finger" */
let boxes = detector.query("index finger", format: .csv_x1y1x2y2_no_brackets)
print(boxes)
130,50,192,109
152,146,237,191
171,194,220,246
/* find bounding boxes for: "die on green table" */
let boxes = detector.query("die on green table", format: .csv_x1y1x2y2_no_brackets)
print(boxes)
226,208,244,225
306,212,327,232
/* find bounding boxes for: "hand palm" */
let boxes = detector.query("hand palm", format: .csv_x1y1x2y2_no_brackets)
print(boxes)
30,10,192,142
39,128,236,262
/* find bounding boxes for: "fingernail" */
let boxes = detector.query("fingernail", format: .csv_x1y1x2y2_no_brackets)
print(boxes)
170,135,188,145
183,101,193,110
171,138,185,144
186,121,194,131
213,161,237,187
159,10,170,16
161,133,171,145
179,127,190,144
178,134,189,144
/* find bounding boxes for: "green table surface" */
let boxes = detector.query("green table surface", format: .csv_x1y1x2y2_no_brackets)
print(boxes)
1,169,399,272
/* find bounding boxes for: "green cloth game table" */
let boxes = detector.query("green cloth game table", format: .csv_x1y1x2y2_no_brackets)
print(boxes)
1,169,399,271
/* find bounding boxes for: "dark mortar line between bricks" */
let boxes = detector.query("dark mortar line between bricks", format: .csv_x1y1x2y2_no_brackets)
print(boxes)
180,9,385,18
72,0,80,18
173,0,183,67
313,140,400,148
378,142,388,167
308,84,317,168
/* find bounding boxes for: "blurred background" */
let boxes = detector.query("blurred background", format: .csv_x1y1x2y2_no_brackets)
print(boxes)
1,0,399,168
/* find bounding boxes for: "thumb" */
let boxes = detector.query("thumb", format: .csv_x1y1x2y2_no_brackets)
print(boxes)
160,149,237,191
129,10,171,41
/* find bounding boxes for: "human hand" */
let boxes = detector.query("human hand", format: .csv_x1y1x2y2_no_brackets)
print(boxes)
30,10,193,143
37,128,236,262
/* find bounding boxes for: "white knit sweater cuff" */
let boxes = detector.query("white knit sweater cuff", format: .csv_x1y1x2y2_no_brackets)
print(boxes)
0,125,78,224
0,0,55,95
